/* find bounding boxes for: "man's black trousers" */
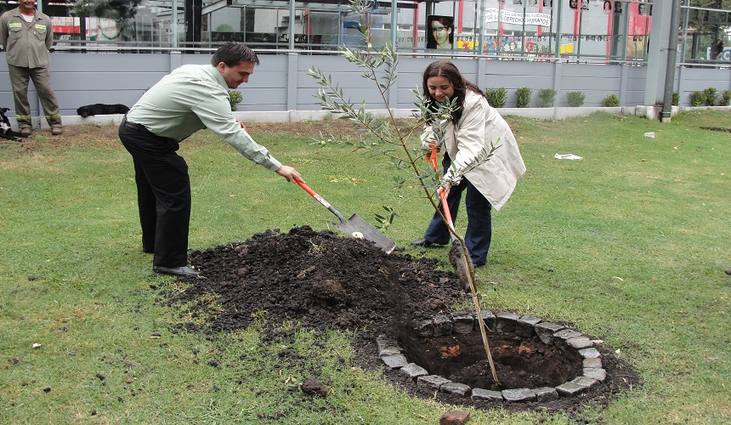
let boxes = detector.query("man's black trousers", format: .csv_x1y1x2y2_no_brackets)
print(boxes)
119,118,190,268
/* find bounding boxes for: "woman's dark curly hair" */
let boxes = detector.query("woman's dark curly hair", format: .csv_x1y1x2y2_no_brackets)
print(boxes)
422,61,486,124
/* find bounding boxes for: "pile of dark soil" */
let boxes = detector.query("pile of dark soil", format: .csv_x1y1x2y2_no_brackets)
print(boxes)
171,226,466,339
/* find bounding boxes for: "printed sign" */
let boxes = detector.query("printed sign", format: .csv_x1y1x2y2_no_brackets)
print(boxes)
484,8,551,27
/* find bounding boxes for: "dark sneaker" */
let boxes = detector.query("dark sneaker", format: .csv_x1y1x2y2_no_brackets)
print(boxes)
411,238,448,248
19,126,32,137
153,265,203,278
51,124,63,135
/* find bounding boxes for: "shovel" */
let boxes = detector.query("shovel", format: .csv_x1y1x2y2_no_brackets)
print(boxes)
427,147,470,289
438,187,470,289
293,176,396,254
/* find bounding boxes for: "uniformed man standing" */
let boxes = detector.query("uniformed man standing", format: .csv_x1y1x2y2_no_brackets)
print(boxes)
0,0,63,136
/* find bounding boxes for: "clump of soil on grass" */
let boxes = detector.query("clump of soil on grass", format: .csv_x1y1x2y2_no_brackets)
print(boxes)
165,226,641,414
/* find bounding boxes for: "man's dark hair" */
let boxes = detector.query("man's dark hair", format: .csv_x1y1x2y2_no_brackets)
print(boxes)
211,43,260,67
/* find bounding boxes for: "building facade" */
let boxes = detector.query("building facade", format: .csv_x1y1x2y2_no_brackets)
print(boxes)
0,0,730,119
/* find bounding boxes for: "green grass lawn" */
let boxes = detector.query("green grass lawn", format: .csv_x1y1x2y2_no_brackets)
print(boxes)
1,111,729,424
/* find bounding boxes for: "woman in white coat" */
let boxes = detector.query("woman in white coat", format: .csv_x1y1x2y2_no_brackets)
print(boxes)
412,61,526,267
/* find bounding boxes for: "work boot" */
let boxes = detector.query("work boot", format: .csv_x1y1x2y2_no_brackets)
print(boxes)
153,265,203,279
51,124,63,135
19,125,32,137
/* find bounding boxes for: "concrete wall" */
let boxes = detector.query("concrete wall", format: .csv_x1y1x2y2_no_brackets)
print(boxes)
676,67,731,106
1,51,729,122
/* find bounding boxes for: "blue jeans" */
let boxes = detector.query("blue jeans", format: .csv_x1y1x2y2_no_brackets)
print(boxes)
423,156,492,266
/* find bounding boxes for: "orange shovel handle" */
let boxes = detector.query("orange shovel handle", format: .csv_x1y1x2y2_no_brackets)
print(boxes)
437,186,454,231
293,176,317,197
425,145,439,170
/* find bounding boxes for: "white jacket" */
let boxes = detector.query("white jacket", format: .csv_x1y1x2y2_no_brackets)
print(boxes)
422,90,526,210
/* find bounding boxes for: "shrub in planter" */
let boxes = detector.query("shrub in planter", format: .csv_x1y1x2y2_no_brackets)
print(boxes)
537,88,556,107
703,88,718,106
566,91,585,107
721,90,731,106
601,94,619,107
515,87,532,108
689,91,705,107
672,92,679,106
228,90,243,111
485,88,507,108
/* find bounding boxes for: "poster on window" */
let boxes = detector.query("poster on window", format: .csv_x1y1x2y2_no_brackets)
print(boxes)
427,15,454,50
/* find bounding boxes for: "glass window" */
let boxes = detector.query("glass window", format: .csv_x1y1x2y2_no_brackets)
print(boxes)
681,1,731,63
625,1,652,61
477,0,552,57
18,0,725,64
26,0,182,49
522,0,554,59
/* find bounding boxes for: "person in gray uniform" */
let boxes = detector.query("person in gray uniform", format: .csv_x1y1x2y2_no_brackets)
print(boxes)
0,0,63,136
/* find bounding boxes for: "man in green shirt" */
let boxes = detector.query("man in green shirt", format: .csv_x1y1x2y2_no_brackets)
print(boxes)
0,0,63,136
120,43,301,278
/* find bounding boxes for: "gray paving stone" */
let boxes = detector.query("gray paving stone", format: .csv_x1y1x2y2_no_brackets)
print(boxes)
474,310,496,330
518,315,542,326
583,357,603,369
583,368,607,382
571,375,598,388
471,388,503,401
441,382,471,396
566,336,593,349
381,354,407,370
433,314,453,337
451,312,474,334
399,363,428,379
496,312,520,333
578,347,601,359
417,374,451,390
496,312,520,320
555,381,585,395
376,335,402,357
534,322,565,344
501,388,537,402
413,319,433,337
534,386,559,401
553,329,582,340
516,315,540,337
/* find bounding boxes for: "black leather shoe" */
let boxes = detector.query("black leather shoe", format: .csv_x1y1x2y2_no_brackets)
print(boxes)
411,238,447,248
153,265,203,278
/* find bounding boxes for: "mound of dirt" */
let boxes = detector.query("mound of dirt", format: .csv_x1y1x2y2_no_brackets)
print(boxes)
170,226,466,339
164,226,641,415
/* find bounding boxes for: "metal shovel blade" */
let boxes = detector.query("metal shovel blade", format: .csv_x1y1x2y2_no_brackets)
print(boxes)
336,214,396,254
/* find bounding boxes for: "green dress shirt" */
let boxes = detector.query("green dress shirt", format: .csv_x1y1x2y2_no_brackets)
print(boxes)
127,64,282,171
